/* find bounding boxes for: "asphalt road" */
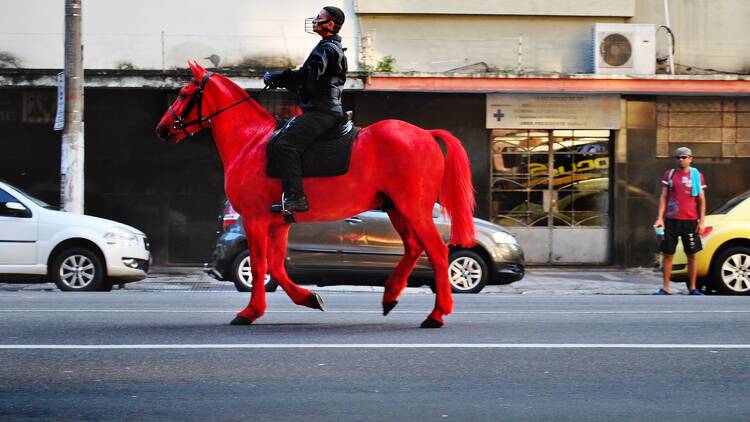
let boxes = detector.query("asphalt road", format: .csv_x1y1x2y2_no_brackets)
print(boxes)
1,291,748,421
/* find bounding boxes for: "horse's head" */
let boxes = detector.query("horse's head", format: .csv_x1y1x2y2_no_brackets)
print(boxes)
156,61,214,144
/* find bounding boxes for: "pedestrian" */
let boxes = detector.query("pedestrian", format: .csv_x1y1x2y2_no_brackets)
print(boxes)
263,6,348,214
653,147,706,295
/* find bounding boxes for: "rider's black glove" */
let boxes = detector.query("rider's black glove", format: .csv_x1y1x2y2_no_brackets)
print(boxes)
263,72,274,88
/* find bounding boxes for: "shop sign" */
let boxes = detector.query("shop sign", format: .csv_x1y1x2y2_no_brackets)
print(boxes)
487,94,620,129
54,72,65,130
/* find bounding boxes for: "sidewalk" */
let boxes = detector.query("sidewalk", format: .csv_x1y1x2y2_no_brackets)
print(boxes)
2,265,685,295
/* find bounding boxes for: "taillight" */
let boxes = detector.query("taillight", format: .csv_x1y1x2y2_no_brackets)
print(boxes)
222,203,240,231
700,226,713,238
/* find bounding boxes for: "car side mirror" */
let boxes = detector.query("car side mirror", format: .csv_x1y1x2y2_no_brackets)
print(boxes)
3,202,32,218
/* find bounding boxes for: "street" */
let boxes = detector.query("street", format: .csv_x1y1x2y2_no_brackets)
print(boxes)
1,289,748,421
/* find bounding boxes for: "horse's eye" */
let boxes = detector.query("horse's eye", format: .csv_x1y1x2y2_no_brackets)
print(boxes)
178,93,187,99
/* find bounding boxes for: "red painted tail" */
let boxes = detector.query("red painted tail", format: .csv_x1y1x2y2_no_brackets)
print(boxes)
430,129,476,247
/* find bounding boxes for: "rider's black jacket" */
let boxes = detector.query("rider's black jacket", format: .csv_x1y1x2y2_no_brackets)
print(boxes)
269,34,347,115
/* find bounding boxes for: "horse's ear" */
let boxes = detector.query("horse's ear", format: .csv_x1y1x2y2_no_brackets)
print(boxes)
187,60,205,79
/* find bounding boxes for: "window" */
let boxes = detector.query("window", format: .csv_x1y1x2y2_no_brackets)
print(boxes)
711,190,750,214
656,97,750,158
0,187,30,218
491,129,610,227
0,187,19,203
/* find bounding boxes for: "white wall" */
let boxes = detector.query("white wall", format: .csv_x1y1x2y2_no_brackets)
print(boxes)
358,0,749,74
356,0,635,17
633,0,750,73
0,0,359,70
359,15,625,73
1,0,747,74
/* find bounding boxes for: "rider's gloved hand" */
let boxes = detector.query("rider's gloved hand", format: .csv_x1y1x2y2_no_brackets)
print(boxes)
263,72,275,88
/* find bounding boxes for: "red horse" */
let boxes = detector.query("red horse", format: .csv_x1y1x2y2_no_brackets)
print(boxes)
156,62,475,328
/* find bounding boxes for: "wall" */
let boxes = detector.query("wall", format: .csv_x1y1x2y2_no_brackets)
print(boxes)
0,88,226,264
352,92,490,219
0,0,359,71
355,0,635,16
358,15,625,73
633,0,750,74
358,0,750,74
615,97,750,267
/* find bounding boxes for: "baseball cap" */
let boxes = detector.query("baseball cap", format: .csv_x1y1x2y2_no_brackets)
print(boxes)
675,146,692,157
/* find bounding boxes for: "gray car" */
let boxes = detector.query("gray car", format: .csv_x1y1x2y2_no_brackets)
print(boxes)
204,203,524,293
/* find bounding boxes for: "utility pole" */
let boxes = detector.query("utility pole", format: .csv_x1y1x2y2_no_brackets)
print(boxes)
61,0,84,213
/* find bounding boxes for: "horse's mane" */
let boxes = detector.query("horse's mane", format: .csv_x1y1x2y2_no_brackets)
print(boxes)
212,73,276,131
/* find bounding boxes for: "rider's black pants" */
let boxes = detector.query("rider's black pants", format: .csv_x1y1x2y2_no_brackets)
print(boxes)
275,111,341,193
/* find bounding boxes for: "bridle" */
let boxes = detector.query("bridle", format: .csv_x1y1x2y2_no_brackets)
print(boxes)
168,72,265,137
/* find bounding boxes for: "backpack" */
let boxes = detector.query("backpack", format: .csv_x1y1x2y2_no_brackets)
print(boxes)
667,168,677,191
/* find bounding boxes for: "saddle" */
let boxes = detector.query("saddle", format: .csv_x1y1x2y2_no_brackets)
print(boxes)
266,115,359,179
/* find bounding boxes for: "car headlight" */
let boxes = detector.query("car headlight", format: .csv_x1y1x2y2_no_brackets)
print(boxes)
104,227,140,247
492,231,517,244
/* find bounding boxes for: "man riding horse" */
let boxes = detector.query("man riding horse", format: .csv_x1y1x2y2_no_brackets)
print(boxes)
263,6,348,214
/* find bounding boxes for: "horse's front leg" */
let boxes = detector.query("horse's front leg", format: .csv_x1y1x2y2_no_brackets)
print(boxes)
230,222,269,325
268,224,325,311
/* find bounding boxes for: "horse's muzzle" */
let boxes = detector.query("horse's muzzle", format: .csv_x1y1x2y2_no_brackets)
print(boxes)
155,124,171,141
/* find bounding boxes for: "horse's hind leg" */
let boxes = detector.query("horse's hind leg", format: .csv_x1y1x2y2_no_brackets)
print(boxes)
402,210,451,328
268,224,325,311
382,208,424,316
231,222,269,325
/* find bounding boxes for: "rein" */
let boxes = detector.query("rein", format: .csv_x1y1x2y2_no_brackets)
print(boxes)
169,72,267,137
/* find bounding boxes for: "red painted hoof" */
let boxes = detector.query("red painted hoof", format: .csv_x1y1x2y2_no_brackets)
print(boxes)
306,292,326,311
230,316,254,325
383,300,398,316
420,317,443,329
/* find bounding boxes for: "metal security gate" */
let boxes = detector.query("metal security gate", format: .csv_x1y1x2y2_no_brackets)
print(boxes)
491,129,612,264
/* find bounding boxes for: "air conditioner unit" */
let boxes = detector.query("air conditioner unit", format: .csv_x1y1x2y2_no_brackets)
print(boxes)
593,23,655,75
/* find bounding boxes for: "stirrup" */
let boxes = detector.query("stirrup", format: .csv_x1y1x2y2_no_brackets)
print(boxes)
270,193,293,215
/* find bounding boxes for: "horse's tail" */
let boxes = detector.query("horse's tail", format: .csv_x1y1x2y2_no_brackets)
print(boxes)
430,129,476,247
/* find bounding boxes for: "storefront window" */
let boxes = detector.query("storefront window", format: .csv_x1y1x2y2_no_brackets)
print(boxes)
492,129,610,228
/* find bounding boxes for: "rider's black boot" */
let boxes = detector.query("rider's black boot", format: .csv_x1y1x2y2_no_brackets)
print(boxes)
271,178,309,214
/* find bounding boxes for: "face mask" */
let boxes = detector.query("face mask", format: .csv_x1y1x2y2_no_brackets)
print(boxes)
304,17,335,35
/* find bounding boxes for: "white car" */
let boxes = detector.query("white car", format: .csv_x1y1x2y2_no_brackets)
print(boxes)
0,181,151,291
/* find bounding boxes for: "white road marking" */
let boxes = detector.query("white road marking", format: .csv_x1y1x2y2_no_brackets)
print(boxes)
0,343,749,350
0,309,748,315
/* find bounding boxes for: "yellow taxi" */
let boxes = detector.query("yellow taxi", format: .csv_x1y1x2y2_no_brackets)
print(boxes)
671,190,750,294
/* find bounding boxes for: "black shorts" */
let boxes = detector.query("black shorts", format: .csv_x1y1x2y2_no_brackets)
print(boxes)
661,218,703,255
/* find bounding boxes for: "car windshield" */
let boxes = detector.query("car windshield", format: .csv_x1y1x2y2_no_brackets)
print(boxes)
4,182,56,209
711,190,750,215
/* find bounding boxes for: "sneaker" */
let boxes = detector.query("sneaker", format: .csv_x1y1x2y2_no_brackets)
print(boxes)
654,288,671,295
689,289,704,296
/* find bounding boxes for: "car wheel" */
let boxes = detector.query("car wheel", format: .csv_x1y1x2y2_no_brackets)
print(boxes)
231,250,278,293
448,249,488,294
51,248,105,292
710,246,750,295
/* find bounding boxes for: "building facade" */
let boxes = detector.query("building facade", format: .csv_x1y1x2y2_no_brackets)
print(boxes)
1,1,748,266
356,0,750,266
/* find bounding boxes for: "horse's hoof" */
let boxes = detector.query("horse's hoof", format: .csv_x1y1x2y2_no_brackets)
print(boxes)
420,317,443,329
230,316,254,325
383,300,398,316
307,292,325,311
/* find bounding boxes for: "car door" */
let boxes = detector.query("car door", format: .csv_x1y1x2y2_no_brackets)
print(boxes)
285,220,344,269
0,187,37,265
339,209,410,269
